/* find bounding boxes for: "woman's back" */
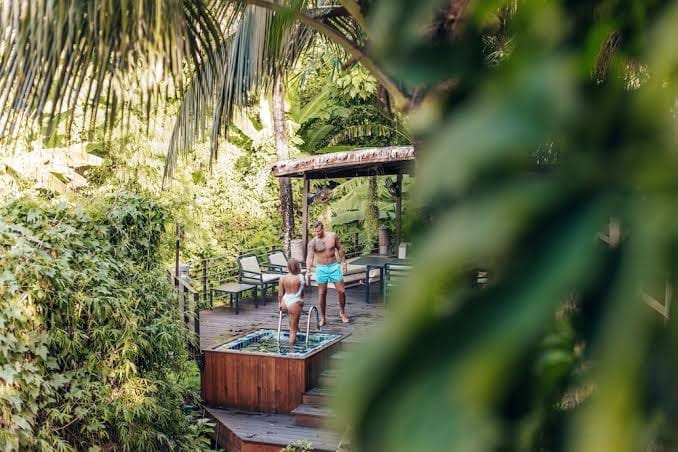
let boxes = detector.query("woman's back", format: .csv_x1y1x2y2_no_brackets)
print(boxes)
282,273,303,295
279,258,305,346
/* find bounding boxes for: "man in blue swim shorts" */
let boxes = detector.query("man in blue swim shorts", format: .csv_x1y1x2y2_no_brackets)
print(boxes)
306,220,349,326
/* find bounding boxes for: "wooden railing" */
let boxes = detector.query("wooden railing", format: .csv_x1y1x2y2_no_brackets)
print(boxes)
186,244,283,305
168,238,377,333
167,270,201,346
182,240,376,306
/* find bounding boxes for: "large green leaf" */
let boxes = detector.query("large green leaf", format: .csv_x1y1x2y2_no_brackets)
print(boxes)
289,85,334,124
302,124,335,152
0,0,224,140
332,210,365,226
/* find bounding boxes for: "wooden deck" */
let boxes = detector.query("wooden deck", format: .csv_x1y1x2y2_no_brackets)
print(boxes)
199,285,385,451
199,285,387,351
205,406,340,452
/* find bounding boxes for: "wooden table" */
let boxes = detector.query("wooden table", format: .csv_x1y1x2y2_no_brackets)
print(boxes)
210,282,256,314
350,255,410,303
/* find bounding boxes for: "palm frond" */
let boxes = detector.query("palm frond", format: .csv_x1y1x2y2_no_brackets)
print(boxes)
0,0,224,141
165,0,341,180
163,45,229,181
327,123,412,146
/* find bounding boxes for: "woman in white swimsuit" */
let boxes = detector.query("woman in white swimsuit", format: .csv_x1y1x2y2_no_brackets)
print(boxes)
278,258,305,346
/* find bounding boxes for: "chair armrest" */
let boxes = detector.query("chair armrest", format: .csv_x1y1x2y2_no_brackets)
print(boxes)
261,263,285,273
240,270,263,282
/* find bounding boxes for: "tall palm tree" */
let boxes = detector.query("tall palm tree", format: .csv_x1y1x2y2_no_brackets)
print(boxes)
272,75,295,253
0,1,470,250
0,0,472,157
0,0,409,253
162,1,404,253
0,1,410,158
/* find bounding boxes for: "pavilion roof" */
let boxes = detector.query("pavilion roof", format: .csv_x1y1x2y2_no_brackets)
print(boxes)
271,145,415,179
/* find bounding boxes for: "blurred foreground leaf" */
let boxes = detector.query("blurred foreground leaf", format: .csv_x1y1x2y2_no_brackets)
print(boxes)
335,1,678,451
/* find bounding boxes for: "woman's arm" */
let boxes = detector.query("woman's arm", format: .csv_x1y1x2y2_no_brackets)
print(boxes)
277,279,285,310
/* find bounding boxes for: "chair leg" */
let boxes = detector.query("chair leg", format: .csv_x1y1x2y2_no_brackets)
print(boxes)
254,287,259,308
235,293,240,315
365,268,370,304
380,268,385,295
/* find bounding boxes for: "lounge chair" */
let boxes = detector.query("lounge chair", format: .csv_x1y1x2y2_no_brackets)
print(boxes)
266,249,308,276
237,254,281,305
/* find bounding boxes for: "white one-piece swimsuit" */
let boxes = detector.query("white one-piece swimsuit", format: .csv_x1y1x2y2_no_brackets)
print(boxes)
282,274,304,307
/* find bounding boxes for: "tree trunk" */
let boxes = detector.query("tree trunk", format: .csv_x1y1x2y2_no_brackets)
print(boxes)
273,75,295,255
364,176,379,255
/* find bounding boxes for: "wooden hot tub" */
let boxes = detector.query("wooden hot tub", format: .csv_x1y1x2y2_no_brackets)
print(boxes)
201,329,343,413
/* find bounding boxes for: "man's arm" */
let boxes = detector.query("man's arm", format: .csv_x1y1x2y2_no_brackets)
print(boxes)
335,233,347,273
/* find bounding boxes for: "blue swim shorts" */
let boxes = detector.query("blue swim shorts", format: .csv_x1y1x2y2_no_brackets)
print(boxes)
315,262,344,284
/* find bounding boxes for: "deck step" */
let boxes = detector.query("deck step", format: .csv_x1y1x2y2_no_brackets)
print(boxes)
319,368,339,387
330,350,350,362
303,387,330,405
292,404,335,428
204,406,339,451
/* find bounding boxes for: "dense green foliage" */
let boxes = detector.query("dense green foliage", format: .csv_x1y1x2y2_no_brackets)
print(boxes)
291,48,410,154
0,195,211,451
334,1,678,451
318,175,413,253
0,2,419,451
289,46,413,251
89,124,284,259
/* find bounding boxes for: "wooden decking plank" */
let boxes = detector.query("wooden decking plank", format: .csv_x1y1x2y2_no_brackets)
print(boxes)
261,357,276,413
274,357,289,412
291,404,334,418
225,353,236,406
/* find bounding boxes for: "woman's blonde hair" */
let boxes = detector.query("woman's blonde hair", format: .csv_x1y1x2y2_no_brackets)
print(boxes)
287,258,301,275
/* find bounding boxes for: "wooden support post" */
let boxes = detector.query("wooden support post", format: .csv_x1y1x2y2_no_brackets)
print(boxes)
194,292,201,337
395,174,403,251
178,287,185,324
302,175,310,260
202,258,208,303
187,290,195,336
182,287,188,325
175,223,182,285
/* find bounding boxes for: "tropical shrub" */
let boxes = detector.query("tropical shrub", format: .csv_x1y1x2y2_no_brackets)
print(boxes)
281,439,313,452
0,194,212,451
327,176,414,252
290,45,410,155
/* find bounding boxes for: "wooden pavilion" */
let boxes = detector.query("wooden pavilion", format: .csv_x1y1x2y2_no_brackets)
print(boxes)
271,145,415,256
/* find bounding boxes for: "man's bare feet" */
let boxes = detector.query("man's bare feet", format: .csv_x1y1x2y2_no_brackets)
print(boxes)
340,312,350,323
319,317,326,327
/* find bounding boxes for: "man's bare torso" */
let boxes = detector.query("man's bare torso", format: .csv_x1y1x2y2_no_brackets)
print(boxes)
312,232,338,265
